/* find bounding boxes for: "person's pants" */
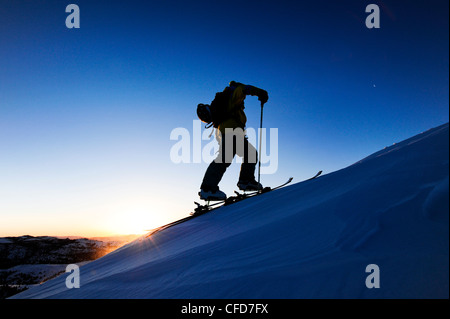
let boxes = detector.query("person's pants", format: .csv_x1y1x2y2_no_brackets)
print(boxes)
200,129,258,192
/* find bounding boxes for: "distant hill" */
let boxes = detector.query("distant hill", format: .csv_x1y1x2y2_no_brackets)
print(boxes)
0,235,137,298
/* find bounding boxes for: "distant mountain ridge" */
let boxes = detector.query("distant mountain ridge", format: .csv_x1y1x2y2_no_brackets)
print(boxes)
0,235,125,269
0,235,137,298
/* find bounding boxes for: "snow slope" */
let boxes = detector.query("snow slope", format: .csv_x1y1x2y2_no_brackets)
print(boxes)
12,123,449,299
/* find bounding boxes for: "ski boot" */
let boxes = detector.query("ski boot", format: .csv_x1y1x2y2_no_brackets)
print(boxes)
198,189,227,201
237,180,263,192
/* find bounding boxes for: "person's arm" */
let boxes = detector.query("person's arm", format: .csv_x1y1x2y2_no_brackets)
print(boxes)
229,81,269,105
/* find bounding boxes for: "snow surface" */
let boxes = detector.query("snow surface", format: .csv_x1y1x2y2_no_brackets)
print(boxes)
12,123,449,299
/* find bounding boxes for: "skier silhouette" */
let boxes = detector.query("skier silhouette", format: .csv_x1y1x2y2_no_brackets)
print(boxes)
199,81,268,200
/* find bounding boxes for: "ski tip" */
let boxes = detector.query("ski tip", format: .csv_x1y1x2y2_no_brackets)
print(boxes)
311,171,322,179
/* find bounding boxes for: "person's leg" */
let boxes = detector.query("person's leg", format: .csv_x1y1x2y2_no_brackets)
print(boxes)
238,137,258,183
200,161,230,192
235,134,262,191
200,132,233,192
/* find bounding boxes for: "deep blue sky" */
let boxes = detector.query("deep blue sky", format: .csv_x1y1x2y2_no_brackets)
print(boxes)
0,0,448,236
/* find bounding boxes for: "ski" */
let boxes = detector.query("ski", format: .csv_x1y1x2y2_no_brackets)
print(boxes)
305,170,323,181
190,177,293,217
190,171,322,217
145,171,322,238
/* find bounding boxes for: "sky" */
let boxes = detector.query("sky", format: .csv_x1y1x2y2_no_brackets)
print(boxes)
0,0,448,237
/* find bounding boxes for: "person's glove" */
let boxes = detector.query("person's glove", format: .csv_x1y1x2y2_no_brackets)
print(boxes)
258,89,269,104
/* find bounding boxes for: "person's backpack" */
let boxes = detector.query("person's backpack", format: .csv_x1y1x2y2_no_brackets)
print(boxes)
197,88,233,128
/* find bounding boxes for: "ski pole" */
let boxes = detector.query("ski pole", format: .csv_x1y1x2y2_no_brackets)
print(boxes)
257,101,264,188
